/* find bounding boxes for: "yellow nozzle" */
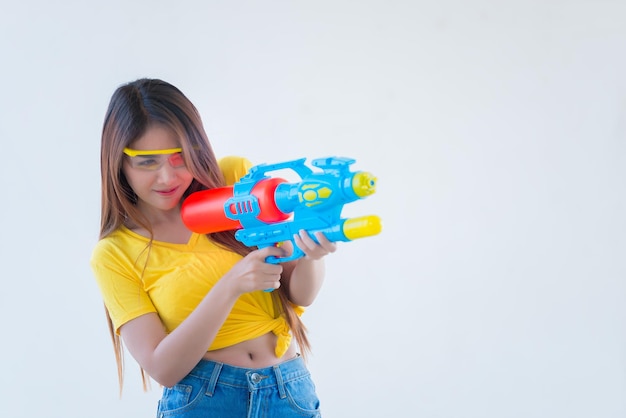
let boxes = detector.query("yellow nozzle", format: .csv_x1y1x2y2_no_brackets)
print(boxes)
342,215,383,240
352,172,377,198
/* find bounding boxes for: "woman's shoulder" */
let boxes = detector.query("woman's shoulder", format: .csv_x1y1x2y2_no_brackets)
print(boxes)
90,227,143,265
218,155,253,186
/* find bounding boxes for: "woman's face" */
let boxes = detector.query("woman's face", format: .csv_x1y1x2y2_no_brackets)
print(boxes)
122,124,194,214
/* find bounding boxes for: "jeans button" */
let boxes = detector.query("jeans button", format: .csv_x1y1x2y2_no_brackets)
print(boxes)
250,373,262,384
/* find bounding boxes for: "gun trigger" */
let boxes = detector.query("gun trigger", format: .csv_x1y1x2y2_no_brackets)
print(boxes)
265,255,282,264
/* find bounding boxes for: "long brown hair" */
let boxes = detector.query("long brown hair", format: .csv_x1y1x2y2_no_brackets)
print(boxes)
98,78,310,394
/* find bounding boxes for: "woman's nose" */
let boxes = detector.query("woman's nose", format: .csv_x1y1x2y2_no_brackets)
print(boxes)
156,161,177,183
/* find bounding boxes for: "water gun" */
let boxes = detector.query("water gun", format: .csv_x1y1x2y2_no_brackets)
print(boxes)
181,156,382,264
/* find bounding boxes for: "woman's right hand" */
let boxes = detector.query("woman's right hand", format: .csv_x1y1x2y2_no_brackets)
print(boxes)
223,246,286,294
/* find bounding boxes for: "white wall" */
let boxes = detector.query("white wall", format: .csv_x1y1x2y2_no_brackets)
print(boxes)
1,1,625,417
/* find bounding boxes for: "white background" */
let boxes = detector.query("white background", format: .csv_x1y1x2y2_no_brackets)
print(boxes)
1,1,625,417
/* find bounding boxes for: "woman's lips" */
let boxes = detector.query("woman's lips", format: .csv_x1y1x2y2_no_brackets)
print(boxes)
155,186,179,196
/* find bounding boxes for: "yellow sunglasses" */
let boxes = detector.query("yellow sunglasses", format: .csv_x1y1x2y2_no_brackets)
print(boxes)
123,147,185,171
123,147,183,156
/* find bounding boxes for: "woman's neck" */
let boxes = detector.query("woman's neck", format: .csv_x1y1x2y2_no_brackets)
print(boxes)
130,203,193,244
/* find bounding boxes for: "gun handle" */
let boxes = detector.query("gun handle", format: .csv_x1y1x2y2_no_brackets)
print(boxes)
262,243,305,292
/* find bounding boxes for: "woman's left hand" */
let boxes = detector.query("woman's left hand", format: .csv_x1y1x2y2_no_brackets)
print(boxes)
292,230,337,261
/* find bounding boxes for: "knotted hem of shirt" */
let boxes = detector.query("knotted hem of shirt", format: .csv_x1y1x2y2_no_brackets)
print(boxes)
272,318,293,357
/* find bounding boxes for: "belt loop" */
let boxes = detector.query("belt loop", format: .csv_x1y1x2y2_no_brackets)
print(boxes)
273,364,287,399
205,362,223,397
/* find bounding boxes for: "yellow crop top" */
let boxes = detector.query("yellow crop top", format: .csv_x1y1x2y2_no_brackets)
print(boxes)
89,156,303,357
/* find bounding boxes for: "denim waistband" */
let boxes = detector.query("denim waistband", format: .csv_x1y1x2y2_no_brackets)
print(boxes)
186,355,308,395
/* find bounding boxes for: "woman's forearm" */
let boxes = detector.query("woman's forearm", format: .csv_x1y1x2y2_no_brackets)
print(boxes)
127,279,239,387
286,258,326,307
123,247,285,387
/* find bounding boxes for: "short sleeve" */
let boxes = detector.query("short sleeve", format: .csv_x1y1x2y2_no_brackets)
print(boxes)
90,240,157,334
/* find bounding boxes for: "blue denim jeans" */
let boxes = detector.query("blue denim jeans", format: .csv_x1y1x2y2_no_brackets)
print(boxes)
156,355,322,417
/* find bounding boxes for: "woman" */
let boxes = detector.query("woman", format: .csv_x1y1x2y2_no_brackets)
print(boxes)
90,78,334,417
